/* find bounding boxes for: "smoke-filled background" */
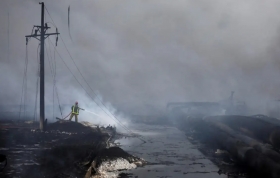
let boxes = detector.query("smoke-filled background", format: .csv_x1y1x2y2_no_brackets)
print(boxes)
1,0,280,123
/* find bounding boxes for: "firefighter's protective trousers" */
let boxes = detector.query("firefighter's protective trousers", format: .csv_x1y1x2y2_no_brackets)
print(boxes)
69,105,79,122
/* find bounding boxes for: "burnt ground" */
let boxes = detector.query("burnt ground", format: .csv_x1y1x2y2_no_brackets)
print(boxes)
1,115,277,178
0,120,116,178
174,117,267,178
180,125,249,177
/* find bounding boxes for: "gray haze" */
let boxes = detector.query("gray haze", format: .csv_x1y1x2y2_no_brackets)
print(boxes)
1,0,280,120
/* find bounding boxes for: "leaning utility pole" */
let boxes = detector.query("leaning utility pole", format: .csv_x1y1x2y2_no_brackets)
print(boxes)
25,2,59,131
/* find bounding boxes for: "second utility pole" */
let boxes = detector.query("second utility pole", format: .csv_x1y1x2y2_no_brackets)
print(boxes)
25,2,59,131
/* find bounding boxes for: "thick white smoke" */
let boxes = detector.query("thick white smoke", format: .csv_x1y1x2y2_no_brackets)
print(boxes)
2,0,280,117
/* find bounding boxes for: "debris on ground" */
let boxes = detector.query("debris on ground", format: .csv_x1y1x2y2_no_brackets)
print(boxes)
86,147,146,178
47,121,96,134
0,120,143,178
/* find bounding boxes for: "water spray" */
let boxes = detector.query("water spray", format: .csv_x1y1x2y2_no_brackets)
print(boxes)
84,109,146,144
84,109,110,119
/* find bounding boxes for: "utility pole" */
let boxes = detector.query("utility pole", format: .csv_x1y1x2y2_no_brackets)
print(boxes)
25,2,59,131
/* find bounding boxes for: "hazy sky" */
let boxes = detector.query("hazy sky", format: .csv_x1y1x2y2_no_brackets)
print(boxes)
1,0,280,116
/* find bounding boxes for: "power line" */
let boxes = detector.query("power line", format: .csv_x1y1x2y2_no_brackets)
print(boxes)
46,39,63,120
19,45,29,120
25,2,60,131
23,55,28,119
49,41,55,121
44,7,55,27
59,32,140,138
48,38,142,140
48,40,94,114
52,45,63,118
45,6,63,119
44,6,145,142
45,10,137,134
34,44,40,121
45,41,54,120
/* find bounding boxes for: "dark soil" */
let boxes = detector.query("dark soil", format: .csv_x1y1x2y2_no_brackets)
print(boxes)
47,121,96,134
0,121,110,178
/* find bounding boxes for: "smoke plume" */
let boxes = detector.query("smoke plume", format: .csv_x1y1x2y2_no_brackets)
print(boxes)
1,0,280,121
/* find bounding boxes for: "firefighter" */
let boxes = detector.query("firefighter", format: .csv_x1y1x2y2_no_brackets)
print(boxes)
69,101,84,122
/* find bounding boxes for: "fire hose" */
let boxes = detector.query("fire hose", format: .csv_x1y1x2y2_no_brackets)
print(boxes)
56,107,85,121
61,112,71,120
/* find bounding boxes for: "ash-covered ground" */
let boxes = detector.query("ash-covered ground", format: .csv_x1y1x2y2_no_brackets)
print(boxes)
0,120,144,178
1,113,280,178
